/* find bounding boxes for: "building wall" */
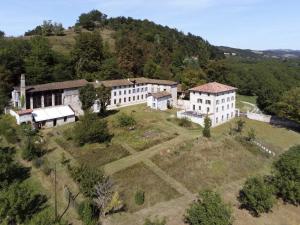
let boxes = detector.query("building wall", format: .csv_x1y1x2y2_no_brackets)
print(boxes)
189,91,236,126
42,116,76,128
63,89,83,116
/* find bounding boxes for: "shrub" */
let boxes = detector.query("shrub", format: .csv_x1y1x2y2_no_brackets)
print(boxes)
202,116,211,138
69,164,105,198
21,137,42,161
32,158,44,168
0,115,18,143
144,217,166,225
73,112,111,145
78,200,99,225
239,176,275,216
41,164,52,176
246,128,256,141
135,190,145,205
117,113,136,127
178,118,192,128
235,118,245,133
273,145,300,205
185,190,232,225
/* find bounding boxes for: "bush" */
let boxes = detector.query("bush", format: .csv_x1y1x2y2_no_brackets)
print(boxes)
73,112,111,145
117,113,136,127
185,190,232,225
135,190,145,205
41,164,52,176
239,176,275,216
69,164,105,198
78,200,99,225
236,119,245,133
178,118,192,128
21,138,42,161
32,158,44,168
273,145,300,205
0,115,18,143
246,128,256,141
202,116,211,138
144,217,166,225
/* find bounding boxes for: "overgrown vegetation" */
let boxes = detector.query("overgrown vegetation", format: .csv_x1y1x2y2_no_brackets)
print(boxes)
185,190,232,225
117,113,137,127
202,116,211,138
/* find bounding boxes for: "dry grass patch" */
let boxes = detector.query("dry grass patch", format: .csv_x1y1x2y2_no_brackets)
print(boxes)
112,163,181,212
152,137,271,193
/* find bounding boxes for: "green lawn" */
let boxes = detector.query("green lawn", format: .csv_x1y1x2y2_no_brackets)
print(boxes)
236,94,257,104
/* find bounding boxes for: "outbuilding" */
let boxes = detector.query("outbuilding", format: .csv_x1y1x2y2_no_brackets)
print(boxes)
147,91,172,111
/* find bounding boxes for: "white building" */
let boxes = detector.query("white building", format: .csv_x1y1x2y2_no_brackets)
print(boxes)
93,77,177,112
9,75,178,128
177,82,237,127
147,91,172,110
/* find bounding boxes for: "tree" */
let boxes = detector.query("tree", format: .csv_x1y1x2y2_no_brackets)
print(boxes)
71,31,104,80
276,87,300,123
98,57,122,80
0,30,4,37
0,146,28,188
69,164,105,198
77,10,107,30
246,128,256,141
0,182,47,224
235,118,245,133
96,84,112,115
25,36,56,84
117,113,136,127
238,176,275,216
185,190,232,225
273,145,300,205
79,84,97,111
202,116,211,138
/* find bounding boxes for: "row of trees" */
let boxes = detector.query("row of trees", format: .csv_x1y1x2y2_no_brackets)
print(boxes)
25,20,65,36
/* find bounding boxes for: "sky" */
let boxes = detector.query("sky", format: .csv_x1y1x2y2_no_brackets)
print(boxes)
0,0,299,50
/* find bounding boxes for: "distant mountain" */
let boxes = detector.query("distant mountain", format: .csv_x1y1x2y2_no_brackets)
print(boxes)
218,46,300,59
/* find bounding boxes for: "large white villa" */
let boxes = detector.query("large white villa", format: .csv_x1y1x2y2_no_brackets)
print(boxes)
9,74,237,128
177,82,238,127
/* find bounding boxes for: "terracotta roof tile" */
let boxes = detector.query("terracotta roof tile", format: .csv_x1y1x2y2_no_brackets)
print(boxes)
189,82,237,94
17,109,33,115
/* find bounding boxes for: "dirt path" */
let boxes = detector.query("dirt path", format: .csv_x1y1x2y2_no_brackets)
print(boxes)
104,133,197,175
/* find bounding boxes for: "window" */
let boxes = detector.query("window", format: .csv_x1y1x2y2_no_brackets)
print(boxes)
222,115,224,121
193,105,195,111
124,90,126,95
207,107,210,113
227,104,229,109
227,97,230,102
114,99,116,104
44,93,52,107
199,106,201,110
141,88,144,92
164,88,167,91
129,90,131,94
208,93,210,96
114,92,116,96
129,97,131,102
145,87,148,92
124,98,126,103
216,107,218,113
133,89,136,93
119,91,121,95
64,117,67,122
151,87,154,92
222,99,225,103
137,95,139,100
231,96,234,100
197,99,202,103
216,117,218,123
222,106,224,111
55,93,62,106
216,100,220,105
133,96,135,101
205,100,211,105
119,98,121,103
141,95,144,99
33,95,41,109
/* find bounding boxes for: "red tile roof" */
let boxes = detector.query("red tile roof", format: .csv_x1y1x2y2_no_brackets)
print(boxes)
189,82,237,94
17,109,33,115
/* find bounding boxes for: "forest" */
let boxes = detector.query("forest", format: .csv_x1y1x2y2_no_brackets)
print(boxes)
0,9,299,122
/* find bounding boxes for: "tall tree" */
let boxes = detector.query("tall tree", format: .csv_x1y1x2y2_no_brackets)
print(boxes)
71,31,104,80
79,84,97,111
96,84,111,115
77,10,107,30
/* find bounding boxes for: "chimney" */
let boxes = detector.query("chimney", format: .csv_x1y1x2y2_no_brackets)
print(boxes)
20,74,26,109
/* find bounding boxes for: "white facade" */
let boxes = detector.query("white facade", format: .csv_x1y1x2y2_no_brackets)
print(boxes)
147,95,171,111
189,90,236,127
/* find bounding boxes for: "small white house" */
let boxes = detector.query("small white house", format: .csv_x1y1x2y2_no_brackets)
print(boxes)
147,91,172,111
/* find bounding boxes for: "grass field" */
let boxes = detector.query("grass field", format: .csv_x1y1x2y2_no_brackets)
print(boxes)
236,95,257,112
11,104,298,225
